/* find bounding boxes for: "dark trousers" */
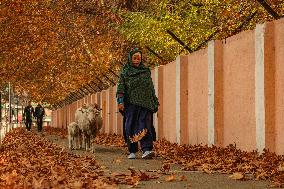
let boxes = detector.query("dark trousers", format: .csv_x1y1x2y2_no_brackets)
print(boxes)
125,104,154,153
25,118,32,131
36,117,43,132
121,110,157,144
128,133,153,153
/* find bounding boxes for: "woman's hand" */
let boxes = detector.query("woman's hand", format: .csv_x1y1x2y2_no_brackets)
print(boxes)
118,104,124,111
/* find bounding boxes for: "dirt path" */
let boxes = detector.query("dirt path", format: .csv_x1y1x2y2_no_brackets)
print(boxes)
43,134,270,189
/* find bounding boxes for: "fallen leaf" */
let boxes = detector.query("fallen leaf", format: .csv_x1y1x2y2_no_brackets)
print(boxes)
278,165,284,172
162,163,171,172
128,180,139,188
113,158,123,164
203,169,212,174
229,172,244,180
112,172,126,176
256,172,268,180
180,175,187,181
71,180,83,188
128,167,138,177
139,171,151,181
165,174,176,182
32,177,44,189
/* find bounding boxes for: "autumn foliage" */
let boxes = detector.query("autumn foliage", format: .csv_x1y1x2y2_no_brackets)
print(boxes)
0,0,127,104
0,0,283,106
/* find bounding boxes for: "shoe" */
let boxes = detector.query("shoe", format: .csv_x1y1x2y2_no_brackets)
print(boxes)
128,153,136,159
142,151,153,159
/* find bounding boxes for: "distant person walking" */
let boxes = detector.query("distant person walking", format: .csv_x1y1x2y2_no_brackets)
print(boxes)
23,101,34,131
34,102,45,132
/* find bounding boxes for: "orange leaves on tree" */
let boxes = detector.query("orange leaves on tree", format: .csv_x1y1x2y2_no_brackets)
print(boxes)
0,0,128,104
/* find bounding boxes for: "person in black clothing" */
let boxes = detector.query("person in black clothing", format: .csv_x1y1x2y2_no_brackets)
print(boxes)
23,101,34,131
34,102,45,132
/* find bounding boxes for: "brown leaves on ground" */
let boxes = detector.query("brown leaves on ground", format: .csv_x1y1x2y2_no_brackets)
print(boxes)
44,127,284,187
44,126,68,139
180,175,188,181
165,174,176,182
162,163,171,173
229,172,245,180
0,128,118,188
94,133,126,147
0,127,161,188
113,157,123,164
164,174,187,182
154,139,284,186
109,167,159,187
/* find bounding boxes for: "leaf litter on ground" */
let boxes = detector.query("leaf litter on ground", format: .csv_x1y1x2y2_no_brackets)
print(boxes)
43,127,284,187
0,127,162,188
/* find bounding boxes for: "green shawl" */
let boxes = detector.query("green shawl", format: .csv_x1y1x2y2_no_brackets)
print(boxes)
116,48,158,113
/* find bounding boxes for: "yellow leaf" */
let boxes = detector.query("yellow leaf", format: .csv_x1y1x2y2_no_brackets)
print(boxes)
203,169,212,174
165,174,176,182
229,172,244,180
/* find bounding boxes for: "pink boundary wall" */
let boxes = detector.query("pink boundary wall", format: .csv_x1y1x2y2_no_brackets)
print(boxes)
222,30,256,151
273,18,284,154
51,18,284,154
162,61,177,143
187,49,208,145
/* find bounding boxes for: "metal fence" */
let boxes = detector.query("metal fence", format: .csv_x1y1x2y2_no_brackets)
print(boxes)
0,82,27,144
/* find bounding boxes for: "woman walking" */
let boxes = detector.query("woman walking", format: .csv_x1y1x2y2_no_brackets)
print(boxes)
116,48,159,159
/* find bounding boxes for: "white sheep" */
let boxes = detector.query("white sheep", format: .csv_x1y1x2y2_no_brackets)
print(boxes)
75,104,93,152
74,103,103,153
74,103,88,123
67,122,80,150
87,104,103,153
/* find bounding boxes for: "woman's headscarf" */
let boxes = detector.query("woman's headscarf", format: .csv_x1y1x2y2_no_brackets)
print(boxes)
127,48,144,68
116,48,159,113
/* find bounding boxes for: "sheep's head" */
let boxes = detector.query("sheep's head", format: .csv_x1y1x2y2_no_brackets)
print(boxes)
89,103,102,111
79,105,89,114
86,107,96,120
